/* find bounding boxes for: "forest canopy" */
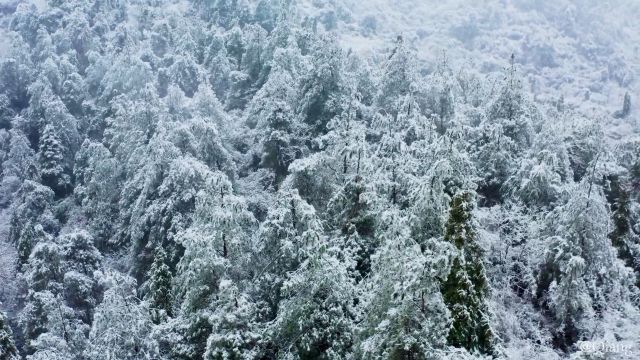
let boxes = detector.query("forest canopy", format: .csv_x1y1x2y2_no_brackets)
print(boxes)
0,1,639,359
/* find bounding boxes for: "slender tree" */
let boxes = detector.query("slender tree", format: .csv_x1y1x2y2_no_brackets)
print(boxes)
147,247,173,323
441,191,495,355
38,123,70,197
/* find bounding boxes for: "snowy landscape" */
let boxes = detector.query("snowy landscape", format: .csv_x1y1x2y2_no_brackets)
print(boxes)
0,0,639,359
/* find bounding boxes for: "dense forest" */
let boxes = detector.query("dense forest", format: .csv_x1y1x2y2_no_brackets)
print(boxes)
0,0,639,359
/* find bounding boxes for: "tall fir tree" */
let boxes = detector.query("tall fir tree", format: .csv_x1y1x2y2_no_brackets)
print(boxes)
440,191,495,355
146,247,173,324
38,123,70,197
376,35,417,117
537,182,633,349
86,271,156,360
610,190,634,263
358,210,452,360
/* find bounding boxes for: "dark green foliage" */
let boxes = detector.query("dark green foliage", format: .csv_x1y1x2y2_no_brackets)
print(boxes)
441,192,495,355
329,176,376,280
9,181,58,267
298,37,345,135
147,247,173,323
631,153,640,196
259,105,301,186
609,189,640,286
0,311,19,360
613,92,631,119
38,124,70,197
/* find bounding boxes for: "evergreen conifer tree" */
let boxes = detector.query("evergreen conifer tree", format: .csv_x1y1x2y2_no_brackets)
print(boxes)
441,191,495,355
147,247,173,323
0,311,19,360
38,124,70,197
613,92,631,118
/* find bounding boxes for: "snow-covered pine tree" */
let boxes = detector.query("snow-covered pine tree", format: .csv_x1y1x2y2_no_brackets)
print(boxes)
2,129,36,183
204,35,232,101
409,129,475,250
19,291,80,360
269,209,356,359
169,171,255,358
566,120,603,183
251,189,324,335
322,93,377,280
474,56,537,205
297,34,346,136
9,181,58,267
38,123,70,197
610,187,632,254
608,184,640,287
1,129,37,204
426,55,456,134
73,140,121,250
59,231,102,322
146,247,173,324
371,111,412,207
247,46,304,188
0,311,19,360
537,182,634,349
376,35,417,117
19,288,89,359
358,210,452,359
19,231,101,357
86,271,155,360
203,280,260,359
170,55,200,98
441,191,495,355
503,120,572,208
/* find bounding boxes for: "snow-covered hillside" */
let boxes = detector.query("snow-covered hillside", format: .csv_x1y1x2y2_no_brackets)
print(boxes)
0,1,639,359
299,0,639,139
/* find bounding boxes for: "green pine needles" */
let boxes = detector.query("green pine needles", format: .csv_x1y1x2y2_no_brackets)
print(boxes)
441,191,495,356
